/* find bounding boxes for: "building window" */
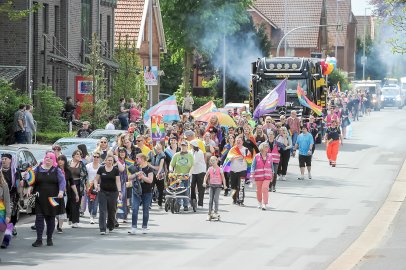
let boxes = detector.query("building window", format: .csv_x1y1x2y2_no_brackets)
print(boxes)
81,0,92,47
107,15,111,56
43,4,49,34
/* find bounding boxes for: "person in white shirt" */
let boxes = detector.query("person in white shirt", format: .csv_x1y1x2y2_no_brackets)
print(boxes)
105,115,115,130
190,140,206,207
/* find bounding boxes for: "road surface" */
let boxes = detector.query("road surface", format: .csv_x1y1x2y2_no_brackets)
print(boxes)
2,108,406,270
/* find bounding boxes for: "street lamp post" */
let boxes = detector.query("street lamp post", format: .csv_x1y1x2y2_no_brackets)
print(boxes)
276,24,342,57
362,8,371,81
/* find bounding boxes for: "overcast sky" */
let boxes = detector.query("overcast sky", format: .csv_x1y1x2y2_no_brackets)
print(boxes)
352,0,374,15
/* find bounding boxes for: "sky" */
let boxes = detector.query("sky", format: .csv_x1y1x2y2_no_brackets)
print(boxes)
351,0,374,15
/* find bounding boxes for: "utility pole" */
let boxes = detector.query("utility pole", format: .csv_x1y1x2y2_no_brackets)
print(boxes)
223,35,226,107
148,0,153,107
362,8,371,81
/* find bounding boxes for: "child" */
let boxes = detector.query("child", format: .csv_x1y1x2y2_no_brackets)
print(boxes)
203,156,226,221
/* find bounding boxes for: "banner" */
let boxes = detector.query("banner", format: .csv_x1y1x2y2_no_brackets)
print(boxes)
151,115,165,141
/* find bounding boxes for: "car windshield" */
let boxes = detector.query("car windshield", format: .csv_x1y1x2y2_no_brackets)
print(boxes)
55,141,98,158
88,131,122,144
382,88,399,95
354,85,376,94
257,79,308,100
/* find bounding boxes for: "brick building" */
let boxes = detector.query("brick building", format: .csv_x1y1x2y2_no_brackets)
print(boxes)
115,0,167,106
0,0,117,100
250,0,329,58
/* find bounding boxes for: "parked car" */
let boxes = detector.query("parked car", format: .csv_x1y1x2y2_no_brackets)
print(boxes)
53,138,99,160
9,144,52,162
87,129,126,147
0,146,39,215
381,86,404,109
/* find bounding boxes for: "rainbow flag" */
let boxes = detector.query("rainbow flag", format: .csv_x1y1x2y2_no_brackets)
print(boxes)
151,115,165,141
0,200,6,226
191,101,217,119
222,146,253,177
297,83,323,116
124,158,135,167
48,197,59,207
25,167,35,186
220,148,228,156
336,81,341,93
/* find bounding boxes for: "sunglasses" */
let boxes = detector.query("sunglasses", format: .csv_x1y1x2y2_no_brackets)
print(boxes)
136,140,142,142
52,148,61,151
100,141,107,144
93,156,100,158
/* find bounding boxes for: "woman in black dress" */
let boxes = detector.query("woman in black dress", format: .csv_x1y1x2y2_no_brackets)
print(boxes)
31,152,66,247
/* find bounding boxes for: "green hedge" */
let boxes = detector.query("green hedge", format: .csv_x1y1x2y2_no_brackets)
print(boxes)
36,132,75,144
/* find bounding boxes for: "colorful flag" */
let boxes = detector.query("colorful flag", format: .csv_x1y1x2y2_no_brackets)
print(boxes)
191,101,217,119
143,95,180,124
0,200,6,225
124,158,135,167
253,78,287,120
222,146,253,178
336,81,341,92
48,197,59,207
25,167,36,186
296,83,323,116
151,115,165,141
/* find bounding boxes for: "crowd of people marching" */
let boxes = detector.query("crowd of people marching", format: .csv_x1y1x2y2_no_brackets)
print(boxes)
0,88,372,253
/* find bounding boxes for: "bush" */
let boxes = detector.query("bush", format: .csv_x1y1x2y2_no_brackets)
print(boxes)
0,80,30,144
193,96,223,109
36,132,75,144
33,85,65,132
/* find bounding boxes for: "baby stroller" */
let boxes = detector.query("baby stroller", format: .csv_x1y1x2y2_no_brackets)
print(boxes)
164,173,197,214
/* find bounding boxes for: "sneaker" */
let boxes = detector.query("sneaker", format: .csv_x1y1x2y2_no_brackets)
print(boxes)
100,231,106,235
80,212,84,217
183,206,189,211
72,223,79,228
68,221,72,225
297,176,304,180
109,228,114,233
142,228,148,234
282,175,286,181
32,240,43,247
257,203,262,209
272,187,276,192
123,219,128,223
277,175,281,181
206,214,212,221
31,225,36,231
57,227,63,234
128,228,137,235
261,204,266,211
90,217,95,224
12,227,17,236
114,222,120,228
47,238,53,246
308,173,312,179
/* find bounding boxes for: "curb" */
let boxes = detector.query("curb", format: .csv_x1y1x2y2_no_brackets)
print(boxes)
327,159,406,270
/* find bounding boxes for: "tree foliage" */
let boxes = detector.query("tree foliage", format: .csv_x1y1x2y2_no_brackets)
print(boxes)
33,85,65,132
112,35,146,108
327,69,350,92
0,81,30,144
0,0,41,21
370,0,406,54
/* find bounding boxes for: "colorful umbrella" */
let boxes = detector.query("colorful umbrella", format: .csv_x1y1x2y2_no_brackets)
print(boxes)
196,112,237,127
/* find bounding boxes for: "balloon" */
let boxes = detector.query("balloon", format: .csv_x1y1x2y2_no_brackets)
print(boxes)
320,60,329,75
325,63,334,75
326,57,337,69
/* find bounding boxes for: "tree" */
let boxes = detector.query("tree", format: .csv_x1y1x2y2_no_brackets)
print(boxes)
160,0,252,95
112,35,146,108
0,0,41,20
327,69,350,92
159,49,183,94
33,85,65,132
370,0,406,54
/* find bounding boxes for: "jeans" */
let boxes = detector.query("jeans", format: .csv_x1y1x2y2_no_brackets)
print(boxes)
98,190,118,232
208,186,221,214
132,192,152,228
191,173,205,206
177,180,190,207
88,194,98,218
25,131,33,144
14,130,26,144
152,175,165,207
118,115,129,130
291,132,298,154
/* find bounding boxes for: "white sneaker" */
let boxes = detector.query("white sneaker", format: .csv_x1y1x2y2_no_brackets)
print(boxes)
206,214,212,221
308,173,312,179
142,228,148,234
282,175,286,181
128,228,137,235
261,204,266,210
100,231,106,235
68,221,72,225
72,223,79,228
258,202,262,209
90,217,95,224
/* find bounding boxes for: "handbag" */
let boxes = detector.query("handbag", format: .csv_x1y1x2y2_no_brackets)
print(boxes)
27,192,39,208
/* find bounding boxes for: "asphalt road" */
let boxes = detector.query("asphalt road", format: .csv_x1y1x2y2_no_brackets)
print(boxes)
2,108,406,270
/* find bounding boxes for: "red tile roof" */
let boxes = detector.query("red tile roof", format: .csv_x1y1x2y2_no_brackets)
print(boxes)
326,0,352,47
114,0,145,47
254,0,324,48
